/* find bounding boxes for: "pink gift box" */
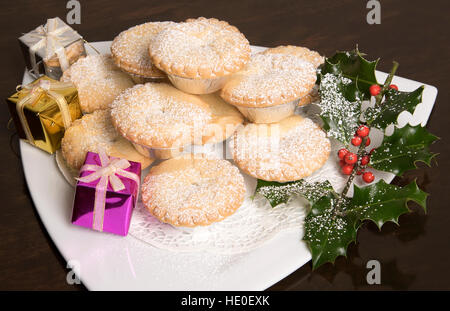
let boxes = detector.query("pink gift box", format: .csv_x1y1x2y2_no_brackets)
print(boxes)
71,151,141,236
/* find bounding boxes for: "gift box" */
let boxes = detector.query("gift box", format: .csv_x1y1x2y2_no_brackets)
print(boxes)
19,17,86,79
72,151,141,236
6,76,82,154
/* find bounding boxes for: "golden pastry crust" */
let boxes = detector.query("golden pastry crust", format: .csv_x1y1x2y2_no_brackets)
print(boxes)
262,45,324,68
148,17,251,79
220,52,317,108
200,93,245,145
61,109,153,170
110,83,243,149
61,54,134,113
231,115,330,182
298,86,319,107
141,154,246,227
111,22,174,78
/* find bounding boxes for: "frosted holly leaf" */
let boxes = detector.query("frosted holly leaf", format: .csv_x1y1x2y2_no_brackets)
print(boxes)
319,48,379,99
365,86,425,129
303,180,427,269
255,179,333,208
303,194,359,269
347,180,428,229
370,124,439,176
317,73,362,145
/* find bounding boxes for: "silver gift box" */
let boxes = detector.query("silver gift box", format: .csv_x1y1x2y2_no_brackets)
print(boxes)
19,17,86,80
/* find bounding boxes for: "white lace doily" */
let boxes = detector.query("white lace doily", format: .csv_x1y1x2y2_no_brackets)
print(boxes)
55,105,348,255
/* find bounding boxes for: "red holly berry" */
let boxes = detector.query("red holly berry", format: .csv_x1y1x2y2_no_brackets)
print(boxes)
356,169,364,175
370,148,376,154
342,164,354,175
389,84,398,90
361,155,370,166
344,152,358,165
365,137,371,146
351,136,362,146
356,125,370,137
362,171,375,183
338,148,349,160
369,84,381,96
339,160,345,167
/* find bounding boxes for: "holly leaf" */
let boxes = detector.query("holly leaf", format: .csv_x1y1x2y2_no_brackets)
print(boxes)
318,73,362,145
303,180,428,269
255,179,333,208
370,124,439,176
347,180,428,229
365,86,424,129
303,194,359,269
341,79,364,103
320,48,379,99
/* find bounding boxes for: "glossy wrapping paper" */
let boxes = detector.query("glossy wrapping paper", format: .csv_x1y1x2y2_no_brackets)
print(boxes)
71,152,141,236
6,76,82,154
18,17,86,79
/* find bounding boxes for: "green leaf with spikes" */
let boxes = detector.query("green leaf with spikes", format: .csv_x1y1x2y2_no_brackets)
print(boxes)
255,179,333,208
370,124,439,176
318,73,362,145
303,180,428,270
303,194,359,269
365,86,424,129
347,180,427,229
320,48,379,99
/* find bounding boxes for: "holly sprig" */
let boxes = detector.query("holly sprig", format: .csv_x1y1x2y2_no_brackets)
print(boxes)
255,48,438,269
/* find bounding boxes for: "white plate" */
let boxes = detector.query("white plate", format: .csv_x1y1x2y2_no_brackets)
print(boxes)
20,42,438,290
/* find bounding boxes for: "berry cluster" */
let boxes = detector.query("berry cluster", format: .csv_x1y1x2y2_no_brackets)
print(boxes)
338,125,375,183
337,83,400,183
369,83,398,96
336,83,399,184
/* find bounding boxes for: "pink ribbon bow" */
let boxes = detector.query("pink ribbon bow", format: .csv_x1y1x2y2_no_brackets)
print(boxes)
77,150,140,232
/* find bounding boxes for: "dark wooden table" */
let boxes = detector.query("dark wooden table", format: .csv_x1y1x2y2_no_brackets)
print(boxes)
0,0,449,290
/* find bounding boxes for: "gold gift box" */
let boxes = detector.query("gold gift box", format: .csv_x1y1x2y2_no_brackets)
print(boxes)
6,76,82,154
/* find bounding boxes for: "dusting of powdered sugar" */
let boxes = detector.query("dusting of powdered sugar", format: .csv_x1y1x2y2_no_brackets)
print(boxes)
61,54,134,113
222,53,317,107
232,117,331,181
110,83,213,148
111,22,174,76
141,157,246,227
263,45,325,68
149,18,250,78
61,109,124,169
